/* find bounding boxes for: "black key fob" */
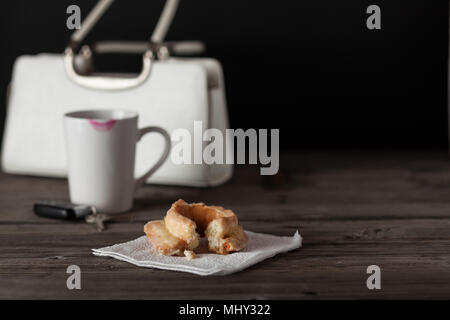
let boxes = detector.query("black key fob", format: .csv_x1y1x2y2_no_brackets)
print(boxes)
33,201,94,220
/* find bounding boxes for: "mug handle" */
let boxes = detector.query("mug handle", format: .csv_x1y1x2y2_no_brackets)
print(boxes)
135,126,171,187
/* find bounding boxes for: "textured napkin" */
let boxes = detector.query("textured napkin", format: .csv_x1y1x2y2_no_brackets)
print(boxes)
92,230,302,276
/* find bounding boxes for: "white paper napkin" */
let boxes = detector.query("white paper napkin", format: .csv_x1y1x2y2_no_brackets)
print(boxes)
92,230,302,276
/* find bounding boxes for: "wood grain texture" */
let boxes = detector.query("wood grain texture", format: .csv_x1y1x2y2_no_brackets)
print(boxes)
1,151,450,299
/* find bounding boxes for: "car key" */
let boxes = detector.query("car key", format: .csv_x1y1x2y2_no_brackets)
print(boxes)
34,201,132,232
33,201,95,220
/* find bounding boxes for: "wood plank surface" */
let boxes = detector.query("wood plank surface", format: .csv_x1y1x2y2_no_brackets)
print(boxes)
1,151,450,299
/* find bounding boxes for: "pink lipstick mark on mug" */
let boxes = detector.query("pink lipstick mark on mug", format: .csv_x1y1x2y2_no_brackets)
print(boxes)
89,119,117,132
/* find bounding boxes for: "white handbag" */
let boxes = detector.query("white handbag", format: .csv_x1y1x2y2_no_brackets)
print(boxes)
1,0,233,187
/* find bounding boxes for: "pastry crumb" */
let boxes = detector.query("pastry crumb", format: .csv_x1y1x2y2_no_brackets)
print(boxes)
184,250,196,260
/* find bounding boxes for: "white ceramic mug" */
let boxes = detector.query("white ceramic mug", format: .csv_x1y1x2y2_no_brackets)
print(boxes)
64,109,171,213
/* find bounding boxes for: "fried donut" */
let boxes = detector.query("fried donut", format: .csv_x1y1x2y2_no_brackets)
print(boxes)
164,199,247,254
145,199,248,256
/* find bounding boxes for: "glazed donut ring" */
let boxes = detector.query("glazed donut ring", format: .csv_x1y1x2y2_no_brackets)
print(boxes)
164,199,239,250
145,199,248,256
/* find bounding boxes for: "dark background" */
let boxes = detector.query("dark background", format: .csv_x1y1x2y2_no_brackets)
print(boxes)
0,0,448,149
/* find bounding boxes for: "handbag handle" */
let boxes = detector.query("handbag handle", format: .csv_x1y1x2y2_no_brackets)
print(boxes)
64,0,179,90
93,40,205,56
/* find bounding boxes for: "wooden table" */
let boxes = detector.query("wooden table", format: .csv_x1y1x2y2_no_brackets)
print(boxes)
1,151,450,299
